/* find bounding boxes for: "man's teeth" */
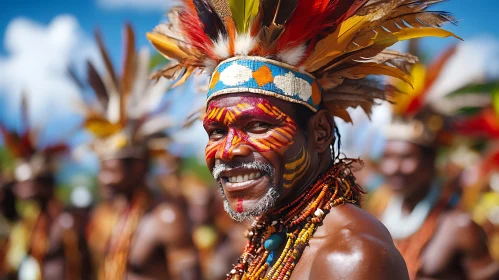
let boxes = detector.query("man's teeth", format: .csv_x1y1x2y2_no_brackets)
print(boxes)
228,172,261,183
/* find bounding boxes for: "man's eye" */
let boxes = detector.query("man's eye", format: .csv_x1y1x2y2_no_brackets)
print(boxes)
247,122,270,133
209,128,226,139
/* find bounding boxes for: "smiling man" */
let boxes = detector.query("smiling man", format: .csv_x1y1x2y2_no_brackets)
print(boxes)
148,0,457,278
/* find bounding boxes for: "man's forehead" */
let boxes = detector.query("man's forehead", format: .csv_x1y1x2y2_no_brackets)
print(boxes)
207,93,295,115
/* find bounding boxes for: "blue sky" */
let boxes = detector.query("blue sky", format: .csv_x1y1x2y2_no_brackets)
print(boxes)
0,0,171,62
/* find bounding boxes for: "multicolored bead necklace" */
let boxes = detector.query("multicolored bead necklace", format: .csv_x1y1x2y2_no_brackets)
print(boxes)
227,160,363,280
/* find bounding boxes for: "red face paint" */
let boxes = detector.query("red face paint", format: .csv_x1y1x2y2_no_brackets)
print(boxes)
203,97,297,162
237,198,244,213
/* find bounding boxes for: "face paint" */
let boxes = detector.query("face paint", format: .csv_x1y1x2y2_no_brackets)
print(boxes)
237,198,244,213
204,98,297,162
283,146,311,188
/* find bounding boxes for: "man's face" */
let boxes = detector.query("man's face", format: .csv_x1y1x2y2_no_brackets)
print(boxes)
203,94,311,221
379,140,434,198
14,177,53,201
98,158,146,199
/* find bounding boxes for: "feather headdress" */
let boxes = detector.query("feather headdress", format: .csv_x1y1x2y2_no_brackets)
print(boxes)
444,81,499,139
77,25,172,160
0,95,69,182
384,44,458,147
147,0,458,121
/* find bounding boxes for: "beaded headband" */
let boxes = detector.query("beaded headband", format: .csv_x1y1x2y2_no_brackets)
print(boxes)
207,56,322,111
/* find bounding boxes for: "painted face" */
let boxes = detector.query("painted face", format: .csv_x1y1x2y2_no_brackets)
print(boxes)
203,94,311,220
380,140,434,197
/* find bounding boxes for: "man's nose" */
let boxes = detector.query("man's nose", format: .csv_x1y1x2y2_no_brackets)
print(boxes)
216,129,251,161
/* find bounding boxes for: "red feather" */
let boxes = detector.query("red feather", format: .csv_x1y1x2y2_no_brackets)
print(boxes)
405,45,458,116
179,10,215,59
453,108,499,138
182,0,196,13
43,143,69,156
276,0,367,51
482,149,499,175
0,124,35,159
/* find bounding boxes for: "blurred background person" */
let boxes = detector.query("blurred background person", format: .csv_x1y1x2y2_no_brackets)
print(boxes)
0,95,91,280
372,43,499,279
76,24,200,280
443,79,499,263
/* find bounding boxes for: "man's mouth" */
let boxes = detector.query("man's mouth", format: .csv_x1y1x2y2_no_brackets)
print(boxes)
224,171,263,183
213,162,275,195
218,168,270,193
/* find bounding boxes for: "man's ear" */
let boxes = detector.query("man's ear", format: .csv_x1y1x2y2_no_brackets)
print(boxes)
309,110,335,153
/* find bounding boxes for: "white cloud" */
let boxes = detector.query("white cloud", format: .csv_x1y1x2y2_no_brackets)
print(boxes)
97,0,179,11
0,15,98,128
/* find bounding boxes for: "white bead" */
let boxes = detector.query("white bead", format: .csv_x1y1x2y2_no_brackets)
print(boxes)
230,269,236,274
271,220,278,226
314,209,324,217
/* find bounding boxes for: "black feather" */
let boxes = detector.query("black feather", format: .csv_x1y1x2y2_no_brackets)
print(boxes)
86,61,109,110
261,0,298,27
193,0,227,41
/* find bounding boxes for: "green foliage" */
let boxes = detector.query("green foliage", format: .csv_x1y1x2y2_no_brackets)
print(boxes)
149,53,169,71
180,156,215,185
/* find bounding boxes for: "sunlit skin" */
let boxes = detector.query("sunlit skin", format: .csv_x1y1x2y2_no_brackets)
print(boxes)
203,93,409,280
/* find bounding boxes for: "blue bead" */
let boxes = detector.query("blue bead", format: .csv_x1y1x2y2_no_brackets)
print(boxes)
264,233,284,251
266,251,276,265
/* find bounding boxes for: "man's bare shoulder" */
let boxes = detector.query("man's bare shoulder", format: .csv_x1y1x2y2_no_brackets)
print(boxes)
309,204,408,280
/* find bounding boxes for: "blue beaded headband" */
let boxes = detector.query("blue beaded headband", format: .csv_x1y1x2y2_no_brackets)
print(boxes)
207,56,322,112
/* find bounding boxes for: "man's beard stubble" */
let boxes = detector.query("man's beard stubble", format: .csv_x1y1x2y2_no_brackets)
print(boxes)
212,162,280,222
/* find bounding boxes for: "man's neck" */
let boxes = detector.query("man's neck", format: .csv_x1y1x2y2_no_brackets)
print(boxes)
112,184,147,211
275,154,332,211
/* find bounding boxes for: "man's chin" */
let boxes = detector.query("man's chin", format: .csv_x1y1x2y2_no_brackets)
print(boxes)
222,187,279,222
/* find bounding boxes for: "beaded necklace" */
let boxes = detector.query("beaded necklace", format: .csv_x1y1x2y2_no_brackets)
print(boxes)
227,160,363,280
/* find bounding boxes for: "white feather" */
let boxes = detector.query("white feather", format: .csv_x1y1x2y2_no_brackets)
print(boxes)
106,92,120,123
128,48,150,119
213,35,230,59
235,33,256,56
277,44,307,66
204,59,218,74
143,78,171,114
138,115,174,137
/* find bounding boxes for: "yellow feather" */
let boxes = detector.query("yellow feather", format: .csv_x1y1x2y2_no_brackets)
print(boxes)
392,63,427,115
323,63,413,87
146,32,189,61
374,28,461,47
172,66,196,88
305,15,374,72
84,118,123,138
